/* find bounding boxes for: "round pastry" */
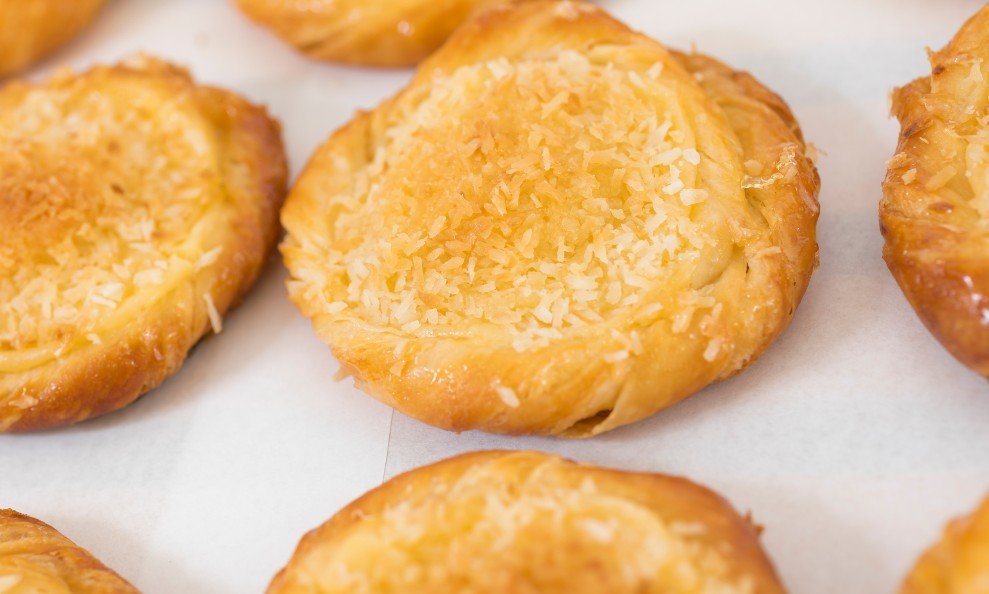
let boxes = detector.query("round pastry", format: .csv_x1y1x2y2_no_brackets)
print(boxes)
900,495,989,594
233,0,519,67
0,0,105,77
882,5,989,377
0,509,139,593
266,450,786,594
0,57,288,432
282,0,820,436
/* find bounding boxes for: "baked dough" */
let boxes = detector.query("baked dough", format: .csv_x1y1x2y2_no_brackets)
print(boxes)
0,0,105,77
266,450,787,594
900,495,989,594
233,0,519,67
0,57,287,432
282,0,819,436
882,5,989,377
0,509,139,593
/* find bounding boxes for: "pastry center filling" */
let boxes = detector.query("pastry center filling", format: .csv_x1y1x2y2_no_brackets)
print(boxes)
0,77,221,356
324,51,717,349
304,462,747,593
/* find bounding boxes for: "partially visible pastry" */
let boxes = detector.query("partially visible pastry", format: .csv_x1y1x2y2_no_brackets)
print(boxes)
0,0,105,77
882,5,989,377
0,509,139,593
900,495,989,594
233,0,521,67
267,450,787,594
0,57,288,432
282,0,820,436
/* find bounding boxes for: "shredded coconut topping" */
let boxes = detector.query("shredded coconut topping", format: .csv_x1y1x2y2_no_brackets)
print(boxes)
0,66,225,362
304,51,716,350
303,457,754,593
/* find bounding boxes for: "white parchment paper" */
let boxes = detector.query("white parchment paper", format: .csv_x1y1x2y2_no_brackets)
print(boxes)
2,1,988,593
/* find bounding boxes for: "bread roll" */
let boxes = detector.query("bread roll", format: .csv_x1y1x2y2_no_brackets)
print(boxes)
0,57,288,431
282,0,820,436
882,4,989,377
267,450,787,594
0,509,139,593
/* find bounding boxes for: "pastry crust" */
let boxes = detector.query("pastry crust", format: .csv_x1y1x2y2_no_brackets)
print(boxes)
882,5,989,377
282,0,819,436
0,509,139,593
0,0,105,77
266,450,787,594
0,57,288,432
234,0,520,68
900,495,989,594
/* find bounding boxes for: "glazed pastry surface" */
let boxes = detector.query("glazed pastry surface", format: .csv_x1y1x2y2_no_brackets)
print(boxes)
235,0,516,67
882,5,989,377
282,0,819,436
0,0,105,76
0,57,287,431
267,450,787,594
0,509,139,594
900,495,989,594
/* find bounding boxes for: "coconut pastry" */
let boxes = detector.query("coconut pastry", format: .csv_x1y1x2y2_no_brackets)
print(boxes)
900,495,989,594
0,57,287,432
0,509,139,593
0,0,105,77
233,0,520,67
882,5,989,378
282,0,819,436
267,450,787,594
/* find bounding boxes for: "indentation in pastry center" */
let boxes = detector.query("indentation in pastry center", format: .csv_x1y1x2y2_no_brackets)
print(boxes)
0,79,220,352
306,463,743,593
326,51,713,349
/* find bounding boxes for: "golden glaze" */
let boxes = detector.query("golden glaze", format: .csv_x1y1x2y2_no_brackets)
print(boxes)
882,5,989,377
900,495,989,594
0,509,138,594
267,450,787,594
0,57,288,432
282,0,819,436
0,0,105,77
235,0,518,67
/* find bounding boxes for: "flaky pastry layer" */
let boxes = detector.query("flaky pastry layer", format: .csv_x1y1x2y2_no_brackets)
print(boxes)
0,509,138,594
267,450,786,594
0,0,105,77
882,5,989,378
0,57,287,431
282,0,819,436
235,0,519,67
900,495,989,594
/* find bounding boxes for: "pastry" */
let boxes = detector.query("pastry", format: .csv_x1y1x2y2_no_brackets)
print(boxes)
281,0,820,436
0,57,288,432
0,509,139,593
882,5,989,377
266,450,787,594
0,0,105,77
233,0,519,67
900,494,989,594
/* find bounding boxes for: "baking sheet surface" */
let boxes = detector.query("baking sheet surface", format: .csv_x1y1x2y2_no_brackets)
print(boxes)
2,1,988,593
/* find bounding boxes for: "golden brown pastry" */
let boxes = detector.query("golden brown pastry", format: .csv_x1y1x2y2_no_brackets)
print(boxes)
282,0,820,436
900,495,989,594
233,0,520,67
0,56,288,432
0,509,139,593
267,450,786,594
0,0,106,77
882,5,989,377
